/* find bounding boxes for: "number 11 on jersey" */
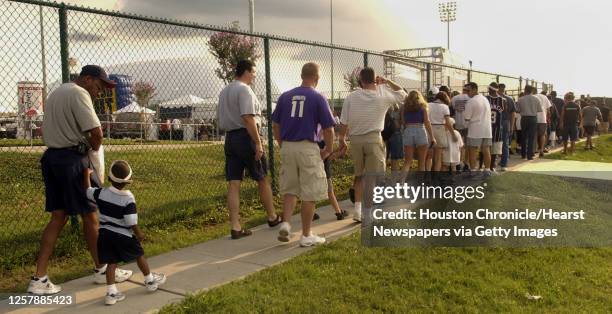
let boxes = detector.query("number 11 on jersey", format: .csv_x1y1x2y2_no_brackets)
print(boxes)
291,95,306,118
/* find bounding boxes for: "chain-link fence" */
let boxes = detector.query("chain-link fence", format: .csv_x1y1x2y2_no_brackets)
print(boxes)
0,0,553,270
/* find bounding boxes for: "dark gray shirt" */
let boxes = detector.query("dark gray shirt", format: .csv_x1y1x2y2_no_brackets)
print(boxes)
516,95,542,117
582,106,602,126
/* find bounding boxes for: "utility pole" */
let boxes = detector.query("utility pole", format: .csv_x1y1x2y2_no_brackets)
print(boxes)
248,0,254,32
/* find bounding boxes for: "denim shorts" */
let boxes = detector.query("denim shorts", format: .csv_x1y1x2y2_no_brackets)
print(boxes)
402,125,428,147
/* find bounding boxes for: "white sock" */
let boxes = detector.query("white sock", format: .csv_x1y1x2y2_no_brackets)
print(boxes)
355,202,362,213
36,275,48,282
96,264,107,273
107,284,118,295
144,273,153,283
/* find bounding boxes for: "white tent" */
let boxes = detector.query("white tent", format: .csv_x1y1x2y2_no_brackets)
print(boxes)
159,95,207,108
115,102,155,114
158,95,216,121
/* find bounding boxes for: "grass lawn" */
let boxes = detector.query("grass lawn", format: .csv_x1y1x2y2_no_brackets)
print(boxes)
545,134,612,163
161,172,612,313
0,145,354,292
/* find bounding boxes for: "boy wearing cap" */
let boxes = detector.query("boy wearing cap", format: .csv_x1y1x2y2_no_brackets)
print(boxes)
84,161,166,305
28,65,133,295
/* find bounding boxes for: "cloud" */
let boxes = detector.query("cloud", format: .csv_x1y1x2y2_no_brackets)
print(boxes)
70,30,105,42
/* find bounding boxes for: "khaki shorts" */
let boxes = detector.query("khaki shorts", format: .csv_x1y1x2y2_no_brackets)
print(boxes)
279,141,327,202
599,122,609,134
350,132,386,176
432,125,448,148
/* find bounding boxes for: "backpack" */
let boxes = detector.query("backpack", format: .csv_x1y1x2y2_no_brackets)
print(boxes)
381,110,396,141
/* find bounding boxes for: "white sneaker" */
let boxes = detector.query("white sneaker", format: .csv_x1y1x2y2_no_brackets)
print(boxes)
299,234,326,247
94,268,134,284
277,222,291,242
105,292,126,305
27,277,61,295
353,208,362,223
500,167,508,172
145,272,167,292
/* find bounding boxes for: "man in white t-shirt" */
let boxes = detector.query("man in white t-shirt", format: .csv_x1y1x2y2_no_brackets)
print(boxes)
451,86,471,171
534,89,552,157
463,82,493,173
338,67,407,222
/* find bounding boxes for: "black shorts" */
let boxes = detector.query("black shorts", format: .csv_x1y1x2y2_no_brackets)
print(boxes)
317,141,332,179
584,125,596,136
41,148,100,215
224,128,268,181
97,228,144,264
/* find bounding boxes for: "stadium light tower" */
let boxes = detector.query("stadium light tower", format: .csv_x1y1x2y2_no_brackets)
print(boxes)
438,1,457,51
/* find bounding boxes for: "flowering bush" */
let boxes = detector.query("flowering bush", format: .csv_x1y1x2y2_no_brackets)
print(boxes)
344,67,362,91
208,22,261,84
132,81,156,108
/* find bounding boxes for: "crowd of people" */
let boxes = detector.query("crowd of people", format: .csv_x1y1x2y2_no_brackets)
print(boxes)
27,62,611,306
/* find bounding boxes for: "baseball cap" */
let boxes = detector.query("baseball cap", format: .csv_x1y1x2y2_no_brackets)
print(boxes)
79,65,116,88
429,86,439,94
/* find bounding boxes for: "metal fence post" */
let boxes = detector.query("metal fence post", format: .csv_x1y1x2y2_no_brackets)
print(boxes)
59,4,79,231
467,69,472,83
264,38,277,193
519,76,523,94
59,4,70,83
363,52,368,68
426,63,431,94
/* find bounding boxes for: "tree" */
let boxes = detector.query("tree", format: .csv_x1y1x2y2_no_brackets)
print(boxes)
132,81,156,108
208,21,261,84
344,67,362,91
132,81,157,140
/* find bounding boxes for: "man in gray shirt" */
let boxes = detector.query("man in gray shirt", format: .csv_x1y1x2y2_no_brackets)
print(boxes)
217,60,280,239
516,85,542,160
581,102,602,149
29,65,132,295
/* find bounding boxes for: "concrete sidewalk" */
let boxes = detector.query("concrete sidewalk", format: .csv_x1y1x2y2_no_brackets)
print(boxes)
1,200,359,314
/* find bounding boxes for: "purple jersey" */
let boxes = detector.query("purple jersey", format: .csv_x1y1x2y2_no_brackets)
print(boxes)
272,86,336,142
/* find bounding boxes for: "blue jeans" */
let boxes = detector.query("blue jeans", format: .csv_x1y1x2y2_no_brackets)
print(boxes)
500,121,511,167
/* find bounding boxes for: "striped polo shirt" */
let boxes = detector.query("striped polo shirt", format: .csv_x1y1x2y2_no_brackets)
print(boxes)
86,186,137,237
340,85,407,136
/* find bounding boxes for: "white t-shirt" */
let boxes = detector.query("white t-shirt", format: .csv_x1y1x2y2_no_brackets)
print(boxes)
340,85,407,136
451,94,470,130
534,94,552,124
515,113,522,131
427,100,450,124
444,129,463,164
463,94,492,139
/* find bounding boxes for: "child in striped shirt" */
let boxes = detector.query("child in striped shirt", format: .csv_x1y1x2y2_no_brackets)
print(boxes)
84,160,166,305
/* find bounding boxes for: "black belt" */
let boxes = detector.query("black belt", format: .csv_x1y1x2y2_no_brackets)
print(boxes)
227,128,247,134
49,143,89,154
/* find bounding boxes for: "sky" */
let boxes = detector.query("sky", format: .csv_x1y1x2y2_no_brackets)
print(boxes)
62,0,609,97
8,0,612,100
